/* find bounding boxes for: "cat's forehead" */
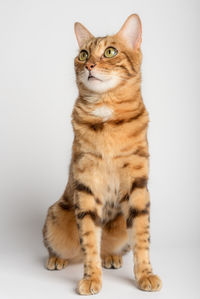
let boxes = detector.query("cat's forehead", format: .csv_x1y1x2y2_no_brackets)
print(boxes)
82,36,118,54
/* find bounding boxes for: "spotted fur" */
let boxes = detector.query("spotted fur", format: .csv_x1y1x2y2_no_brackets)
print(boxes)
43,14,161,295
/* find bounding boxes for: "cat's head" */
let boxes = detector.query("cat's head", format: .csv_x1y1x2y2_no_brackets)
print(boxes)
74,14,142,95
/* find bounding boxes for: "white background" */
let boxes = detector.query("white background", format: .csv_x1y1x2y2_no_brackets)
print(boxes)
0,0,199,298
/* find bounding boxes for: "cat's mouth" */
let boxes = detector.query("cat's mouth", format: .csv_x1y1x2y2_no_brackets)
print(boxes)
88,74,102,82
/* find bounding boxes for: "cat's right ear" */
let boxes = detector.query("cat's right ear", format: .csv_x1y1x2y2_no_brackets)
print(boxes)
74,22,94,48
116,14,142,50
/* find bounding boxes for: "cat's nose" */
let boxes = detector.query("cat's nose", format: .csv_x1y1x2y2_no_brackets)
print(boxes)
85,63,96,71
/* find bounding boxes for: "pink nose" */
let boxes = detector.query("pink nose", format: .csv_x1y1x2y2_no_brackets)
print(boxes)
85,63,96,71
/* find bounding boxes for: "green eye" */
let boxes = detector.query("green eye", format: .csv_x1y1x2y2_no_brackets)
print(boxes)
79,50,88,61
104,47,117,58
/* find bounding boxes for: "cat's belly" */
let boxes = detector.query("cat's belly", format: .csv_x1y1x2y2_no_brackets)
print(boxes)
99,160,123,224
102,201,122,225
73,150,134,207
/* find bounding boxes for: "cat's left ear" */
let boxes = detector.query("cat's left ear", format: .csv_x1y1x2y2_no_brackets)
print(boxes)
116,14,142,50
74,22,94,48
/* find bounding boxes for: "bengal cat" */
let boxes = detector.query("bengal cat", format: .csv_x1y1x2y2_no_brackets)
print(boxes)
43,14,162,295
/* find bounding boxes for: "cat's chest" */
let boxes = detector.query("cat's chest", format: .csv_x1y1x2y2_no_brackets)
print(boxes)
91,106,113,121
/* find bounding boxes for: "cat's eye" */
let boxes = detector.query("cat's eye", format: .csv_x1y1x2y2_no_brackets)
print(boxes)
104,47,118,58
79,50,88,61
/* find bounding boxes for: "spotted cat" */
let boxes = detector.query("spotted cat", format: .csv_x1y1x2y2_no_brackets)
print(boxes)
43,14,162,295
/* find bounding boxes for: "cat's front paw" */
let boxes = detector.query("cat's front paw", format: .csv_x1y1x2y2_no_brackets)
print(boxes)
138,274,162,291
77,277,102,295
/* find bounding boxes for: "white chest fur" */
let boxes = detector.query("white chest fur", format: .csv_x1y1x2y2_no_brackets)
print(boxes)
91,106,113,121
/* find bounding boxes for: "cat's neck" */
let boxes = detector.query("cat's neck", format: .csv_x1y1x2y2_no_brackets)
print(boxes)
73,73,145,124
79,72,141,102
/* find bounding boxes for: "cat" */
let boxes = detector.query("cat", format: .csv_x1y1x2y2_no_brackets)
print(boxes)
43,14,162,295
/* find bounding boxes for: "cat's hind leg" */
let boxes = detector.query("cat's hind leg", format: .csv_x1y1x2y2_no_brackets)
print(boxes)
43,199,82,270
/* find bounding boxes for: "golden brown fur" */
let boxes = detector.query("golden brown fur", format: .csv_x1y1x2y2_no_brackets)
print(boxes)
43,14,162,295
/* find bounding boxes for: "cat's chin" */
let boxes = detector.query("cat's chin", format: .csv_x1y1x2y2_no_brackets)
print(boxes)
80,76,120,94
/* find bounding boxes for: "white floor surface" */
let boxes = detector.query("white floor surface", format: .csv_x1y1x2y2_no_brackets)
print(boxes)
1,244,199,299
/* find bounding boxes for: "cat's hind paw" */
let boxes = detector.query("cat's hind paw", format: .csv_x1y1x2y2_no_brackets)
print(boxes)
46,256,68,270
102,255,122,269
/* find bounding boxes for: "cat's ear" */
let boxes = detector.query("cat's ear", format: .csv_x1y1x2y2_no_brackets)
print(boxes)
116,14,142,50
74,22,94,48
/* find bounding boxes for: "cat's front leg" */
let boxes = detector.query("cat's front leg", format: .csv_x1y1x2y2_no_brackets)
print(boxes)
126,181,162,291
74,182,103,295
